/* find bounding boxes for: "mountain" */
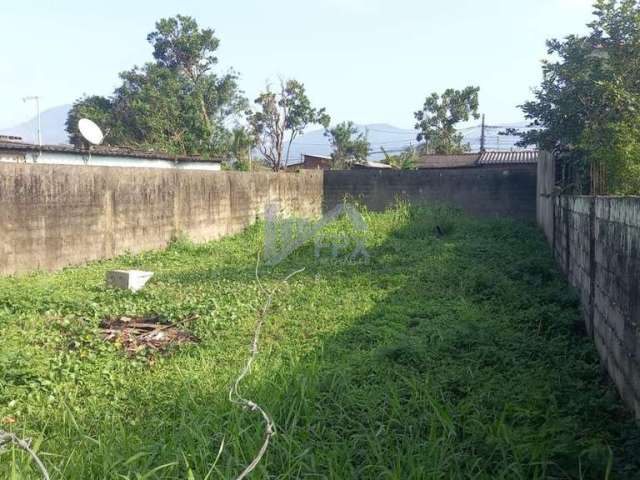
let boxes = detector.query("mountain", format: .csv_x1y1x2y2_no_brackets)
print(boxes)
1,106,532,158
0,104,72,145
287,123,418,163
287,121,533,163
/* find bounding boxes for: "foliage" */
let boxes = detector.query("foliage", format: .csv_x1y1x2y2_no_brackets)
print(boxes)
248,79,330,171
0,205,638,479
381,145,418,170
147,15,219,81
414,87,480,154
324,121,370,169
66,15,247,157
226,126,255,171
513,0,640,194
65,96,117,146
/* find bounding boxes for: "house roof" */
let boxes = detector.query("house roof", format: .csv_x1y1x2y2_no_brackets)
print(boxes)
416,150,539,169
416,153,480,169
286,153,332,167
353,160,395,169
478,150,539,165
0,141,222,163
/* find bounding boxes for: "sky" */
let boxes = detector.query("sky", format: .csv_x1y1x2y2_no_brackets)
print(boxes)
1,0,595,130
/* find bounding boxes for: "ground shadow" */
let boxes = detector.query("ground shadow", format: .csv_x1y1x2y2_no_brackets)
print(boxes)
6,205,640,479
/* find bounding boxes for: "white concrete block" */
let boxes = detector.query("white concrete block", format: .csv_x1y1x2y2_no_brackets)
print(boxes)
106,270,154,292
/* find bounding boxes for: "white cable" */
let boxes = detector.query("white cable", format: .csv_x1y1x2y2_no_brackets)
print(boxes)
228,254,304,480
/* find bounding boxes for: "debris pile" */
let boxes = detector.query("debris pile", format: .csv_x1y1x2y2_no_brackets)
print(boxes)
100,314,199,355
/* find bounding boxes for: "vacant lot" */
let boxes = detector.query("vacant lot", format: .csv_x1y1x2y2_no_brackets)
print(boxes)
1,205,638,479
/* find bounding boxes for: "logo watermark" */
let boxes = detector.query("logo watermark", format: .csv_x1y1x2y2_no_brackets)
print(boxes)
264,202,369,265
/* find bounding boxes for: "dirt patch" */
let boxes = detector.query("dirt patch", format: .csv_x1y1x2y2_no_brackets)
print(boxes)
100,314,199,355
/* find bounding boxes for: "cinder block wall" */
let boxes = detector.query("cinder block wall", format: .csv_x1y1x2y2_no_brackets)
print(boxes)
552,195,640,417
536,153,640,417
323,166,537,220
0,164,322,275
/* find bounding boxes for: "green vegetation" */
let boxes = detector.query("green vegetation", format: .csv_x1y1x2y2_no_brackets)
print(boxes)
514,0,640,194
249,79,330,171
1,205,638,479
324,121,370,169
66,15,247,157
382,145,418,170
414,86,480,155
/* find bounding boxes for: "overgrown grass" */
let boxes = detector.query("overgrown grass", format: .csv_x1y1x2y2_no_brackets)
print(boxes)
0,204,638,479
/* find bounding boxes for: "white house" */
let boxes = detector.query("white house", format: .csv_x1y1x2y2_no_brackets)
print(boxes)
0,137,222,172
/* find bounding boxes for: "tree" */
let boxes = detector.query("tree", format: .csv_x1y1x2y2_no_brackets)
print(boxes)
66,15,247,156
414,87,480,154
65,96,116,147
513,0,640,194
381,146,417,170
324,121,369,169
227,126,255,171
248,79,330,171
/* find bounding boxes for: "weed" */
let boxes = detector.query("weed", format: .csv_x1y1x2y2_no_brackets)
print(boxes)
0,205,638,479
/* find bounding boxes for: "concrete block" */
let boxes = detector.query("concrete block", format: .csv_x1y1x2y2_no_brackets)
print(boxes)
106,270,154,292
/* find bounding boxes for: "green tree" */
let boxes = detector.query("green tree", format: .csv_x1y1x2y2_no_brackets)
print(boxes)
414,87,480,154
514,0,640,194
65,96,116,147
248,79,330,171
227,126,255,171
324,121,370,169
66,15,246,156
381,146,417,170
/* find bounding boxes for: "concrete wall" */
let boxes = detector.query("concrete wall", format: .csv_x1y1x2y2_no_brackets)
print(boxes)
536,151,555,243
0,163,537,276
541,192,640,417
0,164,322,275
323,165,538,220
537,152,640,416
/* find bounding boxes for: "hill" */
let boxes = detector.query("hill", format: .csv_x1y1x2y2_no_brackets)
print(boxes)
0,107,532,160
0,104,71,145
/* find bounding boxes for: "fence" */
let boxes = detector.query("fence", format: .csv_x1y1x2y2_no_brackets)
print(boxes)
537,153,640,417
324,165,538,220
0,164,322,275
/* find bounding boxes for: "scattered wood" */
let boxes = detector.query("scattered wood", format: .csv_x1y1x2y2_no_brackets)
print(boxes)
100,314,199,355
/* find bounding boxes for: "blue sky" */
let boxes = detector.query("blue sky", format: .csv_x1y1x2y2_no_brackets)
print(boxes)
2,0,594,130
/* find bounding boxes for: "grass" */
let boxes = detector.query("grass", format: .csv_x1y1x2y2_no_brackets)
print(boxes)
0,203,638,479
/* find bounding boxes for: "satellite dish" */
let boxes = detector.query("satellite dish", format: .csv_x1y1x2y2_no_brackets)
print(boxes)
78,118,104,145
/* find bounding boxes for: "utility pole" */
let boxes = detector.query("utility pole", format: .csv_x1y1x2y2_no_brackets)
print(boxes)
480,114,486,152
23,96,42,146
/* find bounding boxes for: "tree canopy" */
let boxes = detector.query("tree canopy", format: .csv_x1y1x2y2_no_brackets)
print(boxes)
324,122,370,169
515,0,640,194
66,15,246,157
382,146,418,170
248,79,330,171
414,87,480,155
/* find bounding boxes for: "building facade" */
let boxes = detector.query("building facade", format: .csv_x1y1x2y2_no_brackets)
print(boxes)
0,140,222,172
